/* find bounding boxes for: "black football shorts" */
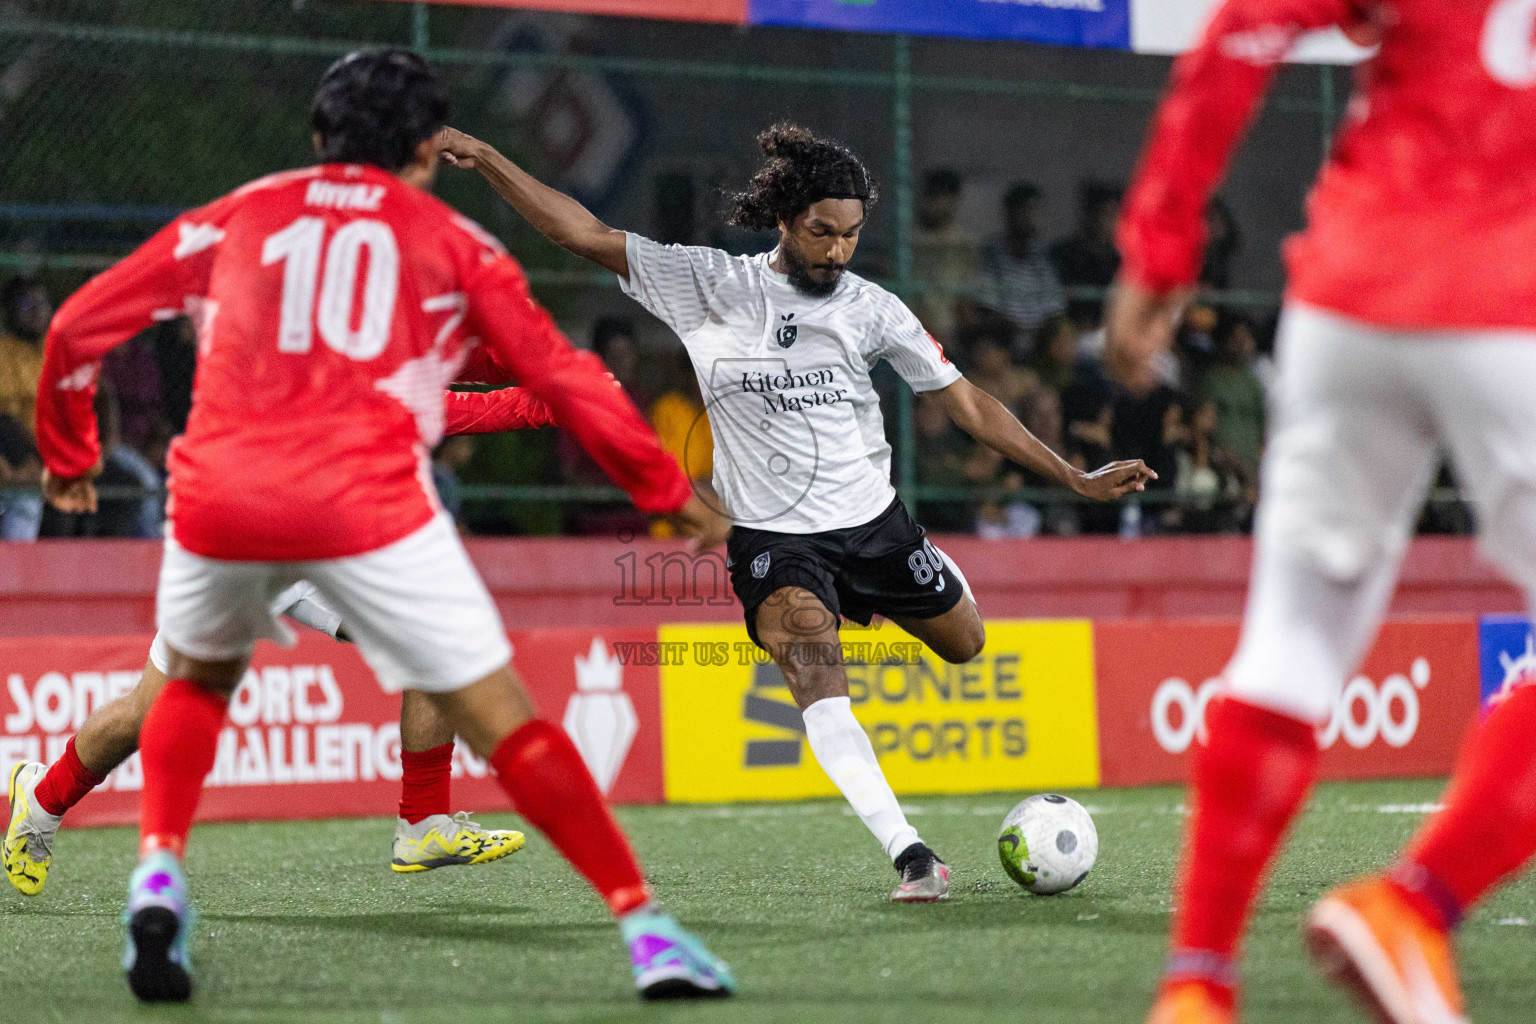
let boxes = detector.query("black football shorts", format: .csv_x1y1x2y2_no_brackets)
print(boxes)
727,497,965,649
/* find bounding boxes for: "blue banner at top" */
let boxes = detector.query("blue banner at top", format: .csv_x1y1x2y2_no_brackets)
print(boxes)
748,0,1132,50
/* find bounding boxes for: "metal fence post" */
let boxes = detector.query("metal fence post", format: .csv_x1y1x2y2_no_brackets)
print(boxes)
1319,63,1335,158
412,1,430,51
892,34,917,511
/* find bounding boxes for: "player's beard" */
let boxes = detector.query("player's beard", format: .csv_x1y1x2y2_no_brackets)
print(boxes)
780,239,845,297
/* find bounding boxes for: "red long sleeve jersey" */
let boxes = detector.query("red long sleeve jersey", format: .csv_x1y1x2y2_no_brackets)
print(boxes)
1120,0,1536,330
444,387,552,435
37,164,689,560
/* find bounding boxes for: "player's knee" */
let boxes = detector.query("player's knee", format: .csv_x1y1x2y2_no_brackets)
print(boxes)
935,613,986,664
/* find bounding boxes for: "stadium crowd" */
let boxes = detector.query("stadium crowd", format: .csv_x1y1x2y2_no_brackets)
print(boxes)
0,169,1461,542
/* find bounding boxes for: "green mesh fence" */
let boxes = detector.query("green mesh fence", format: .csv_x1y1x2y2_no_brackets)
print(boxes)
2,2,1437,538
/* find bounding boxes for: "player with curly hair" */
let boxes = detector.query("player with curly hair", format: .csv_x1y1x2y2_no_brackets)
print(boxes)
436,120,1153,901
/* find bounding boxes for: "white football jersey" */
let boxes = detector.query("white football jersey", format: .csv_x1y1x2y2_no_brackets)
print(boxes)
621,233,961,534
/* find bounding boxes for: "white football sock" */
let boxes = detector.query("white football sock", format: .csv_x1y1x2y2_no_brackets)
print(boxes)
269,581,345,640
802,696,920,862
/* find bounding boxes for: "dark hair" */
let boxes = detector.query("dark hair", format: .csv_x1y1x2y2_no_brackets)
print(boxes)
1078,179,1123,213
922,167,962,196
1213,311,1254,349
311,49,449,171
591,316,636,359
728,122,878,231
1004,181,1040,209
2,274,41,309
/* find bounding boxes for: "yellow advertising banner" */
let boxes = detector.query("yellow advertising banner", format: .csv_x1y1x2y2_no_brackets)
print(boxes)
658,620,1100,803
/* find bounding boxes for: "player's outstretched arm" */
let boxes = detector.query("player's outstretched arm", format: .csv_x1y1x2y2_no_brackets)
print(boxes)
437,127,628,277
928,377,1155,502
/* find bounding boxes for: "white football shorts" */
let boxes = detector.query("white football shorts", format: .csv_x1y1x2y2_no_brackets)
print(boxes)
155,514,511,693
1224,303,1536,722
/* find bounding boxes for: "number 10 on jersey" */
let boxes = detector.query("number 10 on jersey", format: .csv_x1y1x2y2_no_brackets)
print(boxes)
261,216,400,360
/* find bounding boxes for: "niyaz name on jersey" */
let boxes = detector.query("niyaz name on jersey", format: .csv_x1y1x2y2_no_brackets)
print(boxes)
305,180,386,211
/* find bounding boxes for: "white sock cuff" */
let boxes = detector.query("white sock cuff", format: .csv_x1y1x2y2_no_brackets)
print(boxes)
802,695,854,732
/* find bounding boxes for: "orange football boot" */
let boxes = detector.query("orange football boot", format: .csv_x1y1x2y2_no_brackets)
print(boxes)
1146,981,1236,1024
1304,875,1466,1024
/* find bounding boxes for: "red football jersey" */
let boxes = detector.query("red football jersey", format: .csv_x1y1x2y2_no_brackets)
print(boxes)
1120,0,1536,330
37,163,689,560
443,387,553,435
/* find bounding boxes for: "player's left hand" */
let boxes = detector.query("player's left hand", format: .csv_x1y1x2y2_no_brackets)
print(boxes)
42,468,99,514
1105,277,1191,395
1073,459,1157,501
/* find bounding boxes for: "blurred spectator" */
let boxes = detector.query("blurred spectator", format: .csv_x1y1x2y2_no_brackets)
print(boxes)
649,348,714,540
1015,386,1080,536
1026,315,1081,395
1250,308,1281,400
649,348,712,482
1111,381,1182,533
1050,181,1122,326
0,412,43,540
912,393,975,533
1062,372,1114,473
1200,198,1242,291
592,316,651,409
1170,398,1230,533
1198,313,1266,486
153,317,198,434
653,172,697,246
0,275,50,431
558,317,651,536
911,168,980,347
974,182,1066,351
104,327,162,452
963,324,1040,410
41,386,163,538
433,435,475,526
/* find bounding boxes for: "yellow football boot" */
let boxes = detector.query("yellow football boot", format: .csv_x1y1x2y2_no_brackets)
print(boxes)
5,762,61,896
391,811,525,873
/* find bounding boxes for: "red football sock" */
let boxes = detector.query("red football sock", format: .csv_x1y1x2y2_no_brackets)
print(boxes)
1398,684,1536,930
490,720,650,916
1165,696,1320,996
399,742,454,824
138,678,229,858
32,736,109,817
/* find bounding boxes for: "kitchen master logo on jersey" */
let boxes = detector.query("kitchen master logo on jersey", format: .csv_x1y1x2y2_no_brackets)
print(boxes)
698,356,825,527
562,637,638,794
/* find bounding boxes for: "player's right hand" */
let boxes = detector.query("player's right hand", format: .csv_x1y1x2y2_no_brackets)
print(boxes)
435,127,484,170
1105,276,1190,396
1073,459,1157,502
670,491,731,552
42,468,98,514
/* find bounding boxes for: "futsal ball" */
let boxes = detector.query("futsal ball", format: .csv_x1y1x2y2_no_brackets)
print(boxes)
997,794,1098,895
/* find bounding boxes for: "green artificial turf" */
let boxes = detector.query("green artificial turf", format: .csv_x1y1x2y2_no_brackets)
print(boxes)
2,780,1533,1023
